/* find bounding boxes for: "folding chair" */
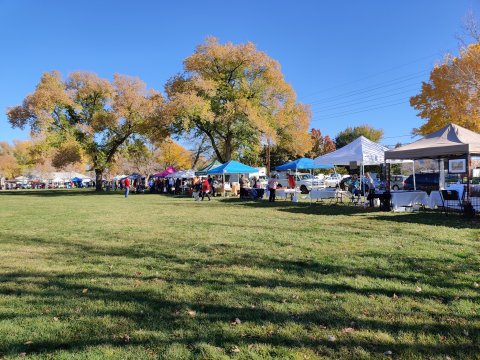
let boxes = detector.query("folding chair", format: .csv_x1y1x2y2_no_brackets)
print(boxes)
440,190,463,215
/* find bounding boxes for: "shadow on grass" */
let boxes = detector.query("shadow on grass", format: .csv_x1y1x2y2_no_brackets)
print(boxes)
0,267,478,358
3,233,479,296
373,211,480,229
218,197,367,216
218,198,480,228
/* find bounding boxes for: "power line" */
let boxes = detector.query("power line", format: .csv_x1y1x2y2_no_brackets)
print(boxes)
311,99,407,121
307,69,429,106
301,49,451,99
310,81,420,109
311,87,418,112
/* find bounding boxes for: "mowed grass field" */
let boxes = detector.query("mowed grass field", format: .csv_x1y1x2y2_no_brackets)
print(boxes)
0,190,479,359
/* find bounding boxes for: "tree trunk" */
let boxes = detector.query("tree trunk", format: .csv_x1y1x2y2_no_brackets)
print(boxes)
224,136,232,162
95,169,103,191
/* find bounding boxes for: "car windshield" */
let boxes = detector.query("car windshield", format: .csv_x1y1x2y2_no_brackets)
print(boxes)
294,174,310,180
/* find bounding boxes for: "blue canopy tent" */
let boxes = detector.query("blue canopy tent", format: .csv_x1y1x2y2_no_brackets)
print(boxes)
275,157,333,171
207,160,258,197
275,158,334,203
71,177,83,188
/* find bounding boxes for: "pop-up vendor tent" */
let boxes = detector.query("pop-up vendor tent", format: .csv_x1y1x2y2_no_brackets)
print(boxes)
166,169,196,179
314,136,389,195
153,166,176,178
385,123,480,199
275,157,333,171
207,160,258,196
314,136,388,167
195,160,222,176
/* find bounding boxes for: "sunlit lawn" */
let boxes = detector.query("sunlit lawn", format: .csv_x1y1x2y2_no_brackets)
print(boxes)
0,190,479,359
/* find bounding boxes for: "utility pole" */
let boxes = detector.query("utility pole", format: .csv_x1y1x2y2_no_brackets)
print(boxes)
266,141,271,176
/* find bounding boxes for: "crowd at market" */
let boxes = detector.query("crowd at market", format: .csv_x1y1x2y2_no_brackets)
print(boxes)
3,123,480,216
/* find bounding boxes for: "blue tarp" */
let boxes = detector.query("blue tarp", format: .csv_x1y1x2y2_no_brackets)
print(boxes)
71,177,83,182
275,158,333,171
207,160,258,174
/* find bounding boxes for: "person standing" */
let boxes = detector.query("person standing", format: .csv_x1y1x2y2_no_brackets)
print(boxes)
208,175,215,197
268,175,278,202
192,176,201,200
287,171,296,189
201,178,211,201
124,177,130,198
365,172,376,207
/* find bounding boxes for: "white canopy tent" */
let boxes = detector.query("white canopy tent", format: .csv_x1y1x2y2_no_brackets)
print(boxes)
166,169,196,179
314,136,414,192
112,175,128,181
314,136,388,166
313,136,389,195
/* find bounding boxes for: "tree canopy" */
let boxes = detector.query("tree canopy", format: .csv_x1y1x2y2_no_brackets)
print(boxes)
306,128,336,158
7,71,169,190
410,43,480,134
165,37,311,163
334,124,383,148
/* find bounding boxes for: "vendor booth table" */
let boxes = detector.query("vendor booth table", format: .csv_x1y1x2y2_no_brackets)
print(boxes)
390,191,429,211
275,188,298,200
308,188,349,203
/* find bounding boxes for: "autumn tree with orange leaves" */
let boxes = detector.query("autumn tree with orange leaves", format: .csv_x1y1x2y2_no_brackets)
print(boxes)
306,128,336,158
165,37,311,163
410,43,480,134
7,71,169,190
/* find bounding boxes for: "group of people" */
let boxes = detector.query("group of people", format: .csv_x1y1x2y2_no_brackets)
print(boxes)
148,177,183,194
192,175,217,201
239,175,264,199
341,172,376,206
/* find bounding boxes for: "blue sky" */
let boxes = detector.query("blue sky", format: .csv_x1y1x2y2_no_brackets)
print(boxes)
1,0,479,147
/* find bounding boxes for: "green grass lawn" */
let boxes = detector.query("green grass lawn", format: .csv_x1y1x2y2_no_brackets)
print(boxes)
0,190,479,359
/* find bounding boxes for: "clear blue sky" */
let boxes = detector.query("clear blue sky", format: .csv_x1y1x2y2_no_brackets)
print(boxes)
1,0,479,147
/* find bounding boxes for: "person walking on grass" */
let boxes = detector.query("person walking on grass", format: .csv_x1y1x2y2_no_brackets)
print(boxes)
124,177,130,198
268,175,278,202
201,178,211,201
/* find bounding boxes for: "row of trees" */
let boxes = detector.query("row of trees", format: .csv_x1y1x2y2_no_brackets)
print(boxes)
0,137,195,181
6,37,386,189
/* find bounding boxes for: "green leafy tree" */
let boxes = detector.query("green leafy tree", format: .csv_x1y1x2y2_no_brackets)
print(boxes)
334,124,383,148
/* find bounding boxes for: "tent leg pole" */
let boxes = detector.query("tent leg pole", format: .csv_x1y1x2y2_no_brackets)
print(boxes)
413,161,416,191
310,168,312,205
361,164,365,204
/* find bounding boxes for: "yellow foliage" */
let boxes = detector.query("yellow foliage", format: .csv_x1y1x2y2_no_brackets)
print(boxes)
411,43,480,134
165,37,311,162
155,139,192,170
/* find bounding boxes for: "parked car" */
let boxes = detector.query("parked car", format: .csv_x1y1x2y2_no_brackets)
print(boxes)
275,172,322,194
339,176,372,195
324,173,346,187
403,173,439,194
390,175,408,190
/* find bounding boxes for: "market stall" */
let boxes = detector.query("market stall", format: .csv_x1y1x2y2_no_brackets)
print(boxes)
385,124,480,215
207,160,258,197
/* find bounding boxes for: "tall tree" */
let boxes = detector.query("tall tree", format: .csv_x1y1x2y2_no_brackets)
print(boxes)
334,124,384,148
306,128,336,158
155,138,192,170
0,142,21,179
410,43,480,134
7,71,168,190
165,37,311,163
